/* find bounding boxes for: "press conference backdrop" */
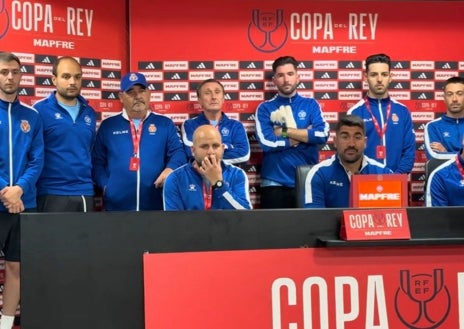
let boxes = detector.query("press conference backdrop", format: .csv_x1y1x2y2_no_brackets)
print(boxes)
1,0,464,324
129,0,464,207
1,0,464,209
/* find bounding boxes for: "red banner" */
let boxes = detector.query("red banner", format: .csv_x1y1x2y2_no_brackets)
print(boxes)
129,0,464,116
130,1,464,60
0,0,127,113
129,0,464,206
144,247,464,329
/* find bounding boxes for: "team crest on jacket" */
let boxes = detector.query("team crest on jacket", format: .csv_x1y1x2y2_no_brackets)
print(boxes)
148,123,157,134
21,120,31,133
297,110,307,120
221,127,230,136
392,113,399,123
84,115,92,125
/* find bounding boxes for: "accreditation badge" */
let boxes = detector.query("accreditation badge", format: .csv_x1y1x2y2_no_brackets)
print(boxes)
129,157,140,171
376,145,386,159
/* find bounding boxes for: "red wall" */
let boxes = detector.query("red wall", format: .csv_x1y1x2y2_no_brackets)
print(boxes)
128,0,464,207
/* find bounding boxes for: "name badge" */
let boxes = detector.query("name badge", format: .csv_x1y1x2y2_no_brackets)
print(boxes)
376,145,386,159
129,157,140,171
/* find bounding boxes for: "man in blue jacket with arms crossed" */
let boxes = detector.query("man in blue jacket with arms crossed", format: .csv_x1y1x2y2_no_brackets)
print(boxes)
255,56,329,208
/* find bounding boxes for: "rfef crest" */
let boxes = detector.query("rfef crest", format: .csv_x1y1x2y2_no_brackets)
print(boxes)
248,9,288,53
395,269,450,329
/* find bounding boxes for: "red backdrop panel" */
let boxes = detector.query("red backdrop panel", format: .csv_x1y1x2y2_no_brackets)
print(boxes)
129,0,464,206
144,247,464,329
0,0,128,113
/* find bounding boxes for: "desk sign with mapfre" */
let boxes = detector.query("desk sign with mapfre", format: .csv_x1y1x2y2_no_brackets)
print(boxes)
349,174,409,208
340,208,410,240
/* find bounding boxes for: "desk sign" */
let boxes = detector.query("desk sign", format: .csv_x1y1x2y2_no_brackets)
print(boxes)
340,208,410,240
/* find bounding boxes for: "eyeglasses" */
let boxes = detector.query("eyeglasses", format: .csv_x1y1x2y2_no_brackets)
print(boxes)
0,69,21,77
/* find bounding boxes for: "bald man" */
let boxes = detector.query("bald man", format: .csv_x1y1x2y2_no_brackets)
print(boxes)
163,125,252,210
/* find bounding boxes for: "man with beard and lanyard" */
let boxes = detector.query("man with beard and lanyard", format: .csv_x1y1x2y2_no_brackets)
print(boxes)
0,52,44,329
92,72,186,211
347,53,415,174
255,56,329,209
303,115,392,208
34,56,96,212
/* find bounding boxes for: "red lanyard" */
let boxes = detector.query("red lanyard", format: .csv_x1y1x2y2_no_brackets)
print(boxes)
455,155,464,180
364,97,391,140
129,119,144,156
202,183,212,210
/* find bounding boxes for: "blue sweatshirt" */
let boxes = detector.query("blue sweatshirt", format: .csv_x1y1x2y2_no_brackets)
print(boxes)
304,154,393,208
163,161,252,210
92,110,186,211
255,93,329,187
0,98,44,211
34,92,96,196
425,152,464,206
348,96,416,174
181,112,250,165
424,115,464,160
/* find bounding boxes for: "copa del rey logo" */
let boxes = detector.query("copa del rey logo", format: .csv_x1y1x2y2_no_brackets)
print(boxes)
0,1,94,49
247,9,378,53
271,269,458,329
341,208,410,240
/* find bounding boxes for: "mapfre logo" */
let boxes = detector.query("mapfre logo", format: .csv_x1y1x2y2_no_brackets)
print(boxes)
395,269,450,329
248,9,288,53
359,193,400,201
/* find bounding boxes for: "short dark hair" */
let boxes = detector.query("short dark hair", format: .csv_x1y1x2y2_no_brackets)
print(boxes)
52,56,81,76
0,51,21,66
196,78,225,97
443,76,464,89
272,56,299,73
336,114,365,134
365,53,391,72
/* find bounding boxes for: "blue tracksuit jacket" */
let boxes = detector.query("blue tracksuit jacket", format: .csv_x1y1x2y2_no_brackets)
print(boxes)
255,93,329,187
92,110,186,211
0,98,44,211
181,112,250,165
34,92,96,196
347,95,416,174
163,161,252,210
425,152,464,206
304,154,393,208
424,115,464,160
